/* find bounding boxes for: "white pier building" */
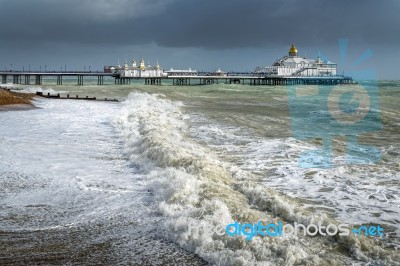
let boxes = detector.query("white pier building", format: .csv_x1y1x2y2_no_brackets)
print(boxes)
255,44,337,77
164,67,198,76
114,58,164,78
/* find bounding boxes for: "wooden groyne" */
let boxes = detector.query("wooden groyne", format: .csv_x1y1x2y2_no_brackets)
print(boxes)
36,92,118,102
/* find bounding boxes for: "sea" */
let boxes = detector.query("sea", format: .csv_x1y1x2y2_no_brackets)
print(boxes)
1,77,399,265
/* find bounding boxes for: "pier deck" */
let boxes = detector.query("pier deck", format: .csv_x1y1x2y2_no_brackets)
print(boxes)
0,71,353,86
0,71,112,86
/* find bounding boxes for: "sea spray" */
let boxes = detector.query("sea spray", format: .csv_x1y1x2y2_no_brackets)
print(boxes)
114,92,400,265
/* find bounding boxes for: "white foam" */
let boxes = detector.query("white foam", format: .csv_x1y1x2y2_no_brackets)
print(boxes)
114,92,400,264
21,86,68,94
0,98,148,229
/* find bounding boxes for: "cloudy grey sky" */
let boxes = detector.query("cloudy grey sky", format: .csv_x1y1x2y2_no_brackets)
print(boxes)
0,0,399,78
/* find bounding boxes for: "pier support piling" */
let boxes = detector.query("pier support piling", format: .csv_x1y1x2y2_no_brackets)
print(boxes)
12,75,21,84
78,75,84,86
173,78,189,86
57,75,63,85
97,76,104,85
35,75,42,85
145,78,161,85
199,78,215,85
114,77,130,85
24,75,30,85
229,78,240,84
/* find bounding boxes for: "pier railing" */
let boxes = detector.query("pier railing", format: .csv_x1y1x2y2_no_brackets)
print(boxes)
0,70,354,86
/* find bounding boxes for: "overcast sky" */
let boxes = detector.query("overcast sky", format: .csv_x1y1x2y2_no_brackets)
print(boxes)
0,0,399,79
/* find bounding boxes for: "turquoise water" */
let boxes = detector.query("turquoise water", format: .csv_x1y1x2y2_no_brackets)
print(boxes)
1,80,399,265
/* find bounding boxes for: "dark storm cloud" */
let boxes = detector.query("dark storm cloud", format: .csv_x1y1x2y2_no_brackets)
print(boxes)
0,0,399,78
0,0,399,49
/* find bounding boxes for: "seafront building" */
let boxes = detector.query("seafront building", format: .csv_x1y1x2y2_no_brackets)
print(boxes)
105,57,164,78
212,68,227,76
104,45,337,79
255,44,337,77
164,68,198,76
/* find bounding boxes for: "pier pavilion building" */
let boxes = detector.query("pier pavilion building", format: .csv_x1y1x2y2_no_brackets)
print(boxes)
114,57,164,78
255,44,337,77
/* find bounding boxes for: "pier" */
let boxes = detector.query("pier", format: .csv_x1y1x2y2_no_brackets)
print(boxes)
0,71,112,86
0,71,354,86
167,75,353,86
0,45,358,87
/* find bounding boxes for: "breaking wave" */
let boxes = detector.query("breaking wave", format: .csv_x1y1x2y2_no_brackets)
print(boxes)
114,92,400,265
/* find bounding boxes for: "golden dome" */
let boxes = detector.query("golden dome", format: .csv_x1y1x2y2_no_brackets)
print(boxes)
289,44,298,54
